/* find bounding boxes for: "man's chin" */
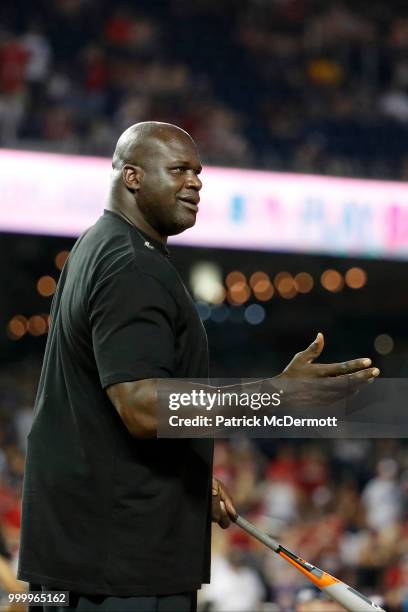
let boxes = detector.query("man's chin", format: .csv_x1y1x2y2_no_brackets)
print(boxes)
166,215,197,236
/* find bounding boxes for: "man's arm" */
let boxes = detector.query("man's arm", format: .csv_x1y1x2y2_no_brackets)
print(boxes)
106,378,158,439
107,332,379,438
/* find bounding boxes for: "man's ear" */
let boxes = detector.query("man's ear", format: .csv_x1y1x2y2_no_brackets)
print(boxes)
122,164,144,193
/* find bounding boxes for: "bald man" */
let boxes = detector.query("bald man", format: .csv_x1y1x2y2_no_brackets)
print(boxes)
17,122,235,612
18,122,378,612
109,121,203,239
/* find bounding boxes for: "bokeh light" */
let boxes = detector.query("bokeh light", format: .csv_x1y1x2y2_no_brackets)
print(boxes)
7,315,28,340
254,284,274,301
274,271,291,288
55,250,70,271
274,272,297,298
374,333,394,355
250,272,274,301
37,275,56,297
294,272,314,293
190,262,224,304
345,267,367,289
320,269,344,292
244,304,265,325
28,315,48,336
249,272,269,291
225,271,246,287
228,281,251,305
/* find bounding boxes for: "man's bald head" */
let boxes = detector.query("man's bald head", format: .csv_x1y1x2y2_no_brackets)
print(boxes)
112,121,196,170
108,120,202,240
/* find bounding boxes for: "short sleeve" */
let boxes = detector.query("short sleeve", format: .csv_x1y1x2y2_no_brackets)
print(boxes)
89,267,177,387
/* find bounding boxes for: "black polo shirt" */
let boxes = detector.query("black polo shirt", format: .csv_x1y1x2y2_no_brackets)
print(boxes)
18,210,213,596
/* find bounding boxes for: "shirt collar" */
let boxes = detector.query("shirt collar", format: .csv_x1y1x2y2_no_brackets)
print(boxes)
103,210,170,257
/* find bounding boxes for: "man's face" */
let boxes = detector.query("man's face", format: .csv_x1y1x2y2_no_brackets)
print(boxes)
136,135,203,236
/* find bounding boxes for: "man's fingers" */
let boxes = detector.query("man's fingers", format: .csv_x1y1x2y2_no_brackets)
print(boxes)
212,478,234,528
218,501,231,529
223,497,236,519
294,367,380,404
347,367,380,386
317,357,372,377
297,332,325,364
319,366,380,391
219,487,236,518
213,477,237,519
212,494,230,529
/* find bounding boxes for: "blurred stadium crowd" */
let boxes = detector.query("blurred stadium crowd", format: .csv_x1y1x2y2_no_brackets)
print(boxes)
2,0,408,178
0,364,406,610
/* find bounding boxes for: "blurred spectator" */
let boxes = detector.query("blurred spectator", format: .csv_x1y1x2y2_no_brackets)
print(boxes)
379,90,408,123
0,31,28,144
262,446,299,525
0,32,28,96
1,0,408,177
200,546,265,611
362,458,402,531
21,24,51,87
385,553,408,610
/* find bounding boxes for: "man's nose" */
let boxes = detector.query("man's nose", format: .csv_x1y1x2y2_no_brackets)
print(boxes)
185,172,202,190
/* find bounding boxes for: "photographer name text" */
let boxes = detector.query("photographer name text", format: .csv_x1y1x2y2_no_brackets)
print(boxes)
168,415,338,428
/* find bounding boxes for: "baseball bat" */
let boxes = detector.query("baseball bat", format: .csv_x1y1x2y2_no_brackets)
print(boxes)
232,513,385,612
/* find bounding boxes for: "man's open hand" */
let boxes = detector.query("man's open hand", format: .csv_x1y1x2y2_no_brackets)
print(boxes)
278,332,380,406
211,478,236,529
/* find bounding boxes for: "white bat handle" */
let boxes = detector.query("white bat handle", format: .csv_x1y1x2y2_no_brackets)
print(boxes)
324,581,386,612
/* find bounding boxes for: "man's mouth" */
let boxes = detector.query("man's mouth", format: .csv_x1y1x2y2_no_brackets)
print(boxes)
177,197,199,212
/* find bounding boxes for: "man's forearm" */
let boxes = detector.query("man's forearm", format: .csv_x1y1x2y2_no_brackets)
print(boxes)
107,377,283,438
107,334,379,438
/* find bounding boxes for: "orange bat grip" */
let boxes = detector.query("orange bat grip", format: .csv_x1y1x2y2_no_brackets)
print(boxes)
278,550,339,588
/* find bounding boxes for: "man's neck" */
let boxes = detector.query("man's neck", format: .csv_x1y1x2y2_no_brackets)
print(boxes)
106,203,167,245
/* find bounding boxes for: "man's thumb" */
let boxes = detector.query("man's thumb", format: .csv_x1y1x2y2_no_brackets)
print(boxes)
304,332,324,362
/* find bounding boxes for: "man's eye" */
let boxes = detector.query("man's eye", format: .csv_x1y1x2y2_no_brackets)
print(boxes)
172,167,186,173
